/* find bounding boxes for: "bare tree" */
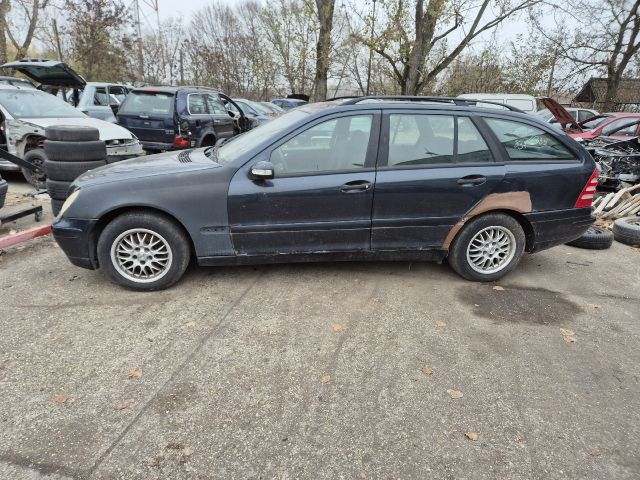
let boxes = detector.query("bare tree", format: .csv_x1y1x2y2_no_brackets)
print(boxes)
534,0,640,111
313,0,335,100
0,0,50,64
354,0,542,95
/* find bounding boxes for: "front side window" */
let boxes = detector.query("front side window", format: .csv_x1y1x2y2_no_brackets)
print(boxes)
270,115,372,175
387,114,492,166
485,118,575,160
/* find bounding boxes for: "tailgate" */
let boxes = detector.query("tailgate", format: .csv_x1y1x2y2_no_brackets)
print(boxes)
117,91,175,143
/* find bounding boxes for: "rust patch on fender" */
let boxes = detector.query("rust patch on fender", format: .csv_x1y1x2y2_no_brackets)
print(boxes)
442,192,532,249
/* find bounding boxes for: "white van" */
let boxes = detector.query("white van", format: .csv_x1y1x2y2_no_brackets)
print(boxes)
457,93,537,113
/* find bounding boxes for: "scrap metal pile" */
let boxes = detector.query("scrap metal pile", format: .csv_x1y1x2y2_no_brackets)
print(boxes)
584,136,640,191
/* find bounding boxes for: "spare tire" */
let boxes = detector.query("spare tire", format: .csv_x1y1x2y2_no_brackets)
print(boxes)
613,216,640,246
51,198,65,216
566,226,613,250
46,179,72,200
44,140,106,162
45,125,100,142
45,159,106,182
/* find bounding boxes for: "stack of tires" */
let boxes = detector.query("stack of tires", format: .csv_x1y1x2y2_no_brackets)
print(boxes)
44,126,106,216
0,175,8,209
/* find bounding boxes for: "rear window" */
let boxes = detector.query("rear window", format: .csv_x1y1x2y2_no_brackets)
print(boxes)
119,91,174,115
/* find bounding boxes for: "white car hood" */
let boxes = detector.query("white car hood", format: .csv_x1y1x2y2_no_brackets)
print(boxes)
17,116,134,141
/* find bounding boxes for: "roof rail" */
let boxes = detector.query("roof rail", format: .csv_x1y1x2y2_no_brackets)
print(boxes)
337,95,525,113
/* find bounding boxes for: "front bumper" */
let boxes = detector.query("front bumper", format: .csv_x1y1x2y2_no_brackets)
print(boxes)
525,207,595,252
106,141,143,159
51,217,98,269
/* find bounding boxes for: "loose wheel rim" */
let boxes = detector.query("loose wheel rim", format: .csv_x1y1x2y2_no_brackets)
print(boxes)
110,228,173,283
466,226,516,274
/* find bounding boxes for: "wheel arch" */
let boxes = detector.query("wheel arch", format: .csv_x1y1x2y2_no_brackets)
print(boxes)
444,208,536,253
88,206,196,268
197,131,216,148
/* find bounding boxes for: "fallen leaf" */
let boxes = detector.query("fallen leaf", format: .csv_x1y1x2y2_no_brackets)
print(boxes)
127,368,143,378
559,328,575,337
183,447,194,456
406,282,414,288
115,399,133,410
587,304,601,309
436,320,446,328
421,367,433,376
321,374,331,384
54,394,69,404
446,389,464,399
332,323,343,332
563,335,576,344
474,304,480,307
493,286,505,291
465,432,479,441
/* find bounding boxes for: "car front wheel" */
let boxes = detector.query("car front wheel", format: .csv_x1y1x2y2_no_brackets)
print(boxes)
97,211,191,291
447,213,525,282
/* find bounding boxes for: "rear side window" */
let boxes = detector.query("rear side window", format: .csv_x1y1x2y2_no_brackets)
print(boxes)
119,91,174,115
484,118,575,161
188,94,207,114
387,114,492,166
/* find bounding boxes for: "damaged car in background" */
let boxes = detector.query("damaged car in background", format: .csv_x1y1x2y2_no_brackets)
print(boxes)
541,97,640,190
0,85,142,187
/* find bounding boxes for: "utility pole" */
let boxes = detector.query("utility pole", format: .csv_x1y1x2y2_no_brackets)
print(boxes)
365,0,377,96
133,0,144,82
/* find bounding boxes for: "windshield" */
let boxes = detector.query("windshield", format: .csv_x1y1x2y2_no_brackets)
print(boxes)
216,109,310,164
0,89,84,118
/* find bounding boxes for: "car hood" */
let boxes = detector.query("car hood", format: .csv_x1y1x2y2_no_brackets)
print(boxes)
73,149,220,187
16,116,135,140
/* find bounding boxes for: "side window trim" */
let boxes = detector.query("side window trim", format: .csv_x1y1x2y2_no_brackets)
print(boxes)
378,111,498,169
260,110,382,177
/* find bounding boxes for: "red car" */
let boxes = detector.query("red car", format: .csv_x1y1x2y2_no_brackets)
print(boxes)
540,97,640,140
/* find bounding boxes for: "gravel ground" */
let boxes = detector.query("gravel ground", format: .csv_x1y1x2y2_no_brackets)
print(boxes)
1,174,639,479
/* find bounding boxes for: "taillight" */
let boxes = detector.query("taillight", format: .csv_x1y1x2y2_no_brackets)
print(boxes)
173,135,191,149
574,168,599,208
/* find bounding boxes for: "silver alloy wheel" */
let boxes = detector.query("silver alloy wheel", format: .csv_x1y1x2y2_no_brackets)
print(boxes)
110,228,173,283
466,226,516,274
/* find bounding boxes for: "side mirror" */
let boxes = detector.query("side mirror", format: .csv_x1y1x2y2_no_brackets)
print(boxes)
250,160,274,180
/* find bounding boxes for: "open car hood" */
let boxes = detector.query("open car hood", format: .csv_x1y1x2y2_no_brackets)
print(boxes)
1,59,86,88
539,97,582,132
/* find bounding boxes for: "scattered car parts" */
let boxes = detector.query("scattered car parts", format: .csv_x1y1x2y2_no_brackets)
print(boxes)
612,216,640,246
565,225,613,249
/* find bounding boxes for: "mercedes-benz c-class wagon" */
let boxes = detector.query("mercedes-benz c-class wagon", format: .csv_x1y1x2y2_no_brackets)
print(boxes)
52,96,597,290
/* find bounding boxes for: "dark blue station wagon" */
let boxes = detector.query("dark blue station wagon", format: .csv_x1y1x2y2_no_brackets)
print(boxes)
53,97,597,290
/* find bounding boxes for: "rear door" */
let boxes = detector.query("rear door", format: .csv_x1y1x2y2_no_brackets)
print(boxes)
205,94,234,139
117,90,175,144
371,111,506,249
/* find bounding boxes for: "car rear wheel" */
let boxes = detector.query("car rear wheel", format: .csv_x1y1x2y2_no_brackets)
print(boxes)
97,212,191,291
448,213,525,282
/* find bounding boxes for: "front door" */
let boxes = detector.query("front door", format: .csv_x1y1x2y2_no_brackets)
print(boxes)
227,112,380,255
372,111,506,249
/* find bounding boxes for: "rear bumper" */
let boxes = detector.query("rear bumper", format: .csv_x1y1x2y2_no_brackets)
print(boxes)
525,207,595,252
51,217,98,270
140,141,175,151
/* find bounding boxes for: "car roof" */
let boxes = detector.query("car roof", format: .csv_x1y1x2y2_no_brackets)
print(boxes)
607,112,640,117
132,86,220,94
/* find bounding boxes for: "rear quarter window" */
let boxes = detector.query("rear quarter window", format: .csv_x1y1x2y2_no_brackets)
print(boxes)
484,118,575,161
119,91,174,115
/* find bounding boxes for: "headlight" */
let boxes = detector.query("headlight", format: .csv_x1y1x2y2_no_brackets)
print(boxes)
58,189,81,218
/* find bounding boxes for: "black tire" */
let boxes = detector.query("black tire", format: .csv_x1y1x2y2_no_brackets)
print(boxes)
0,178,8,209
51,198,65,216
44,140,107,162
447,213,526,282
613,216,640,246
45,125,100,142
97,211,191,291
565,226,613,249
22,148,47,189
45,159,106,182
46,179,72,200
